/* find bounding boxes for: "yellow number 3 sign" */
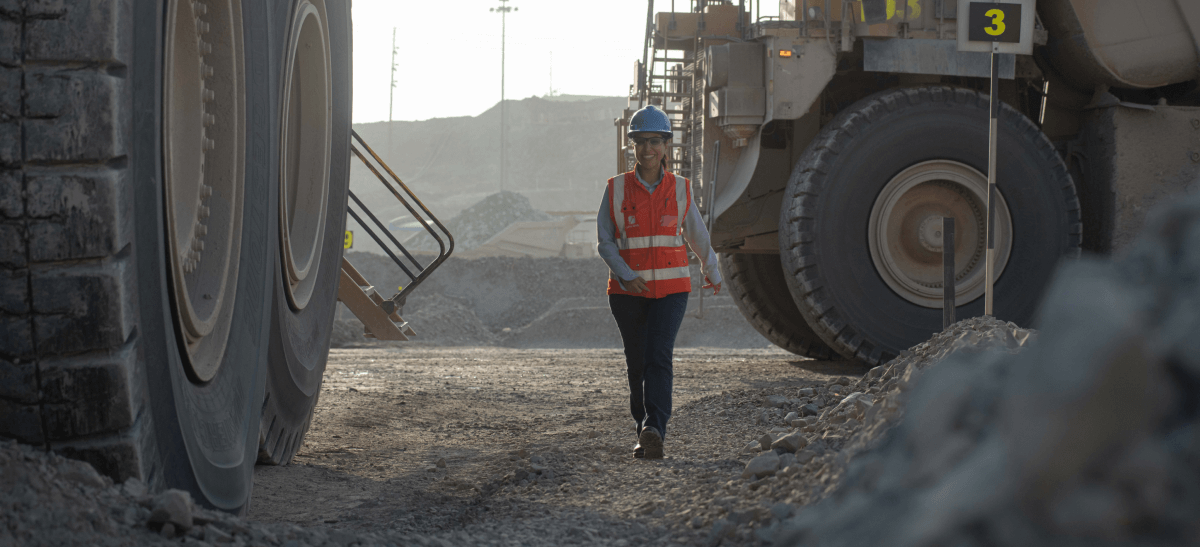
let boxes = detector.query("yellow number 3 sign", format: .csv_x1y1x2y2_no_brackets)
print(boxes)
967,3,1020,43
984,8,1005,36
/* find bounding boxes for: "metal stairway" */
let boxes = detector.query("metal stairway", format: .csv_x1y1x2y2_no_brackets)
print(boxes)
336,130,455,341
619,1,748,213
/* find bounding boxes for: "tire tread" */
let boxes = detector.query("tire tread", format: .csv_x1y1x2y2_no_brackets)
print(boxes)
0,0,160,488
720,253,835,359
779,86,1082,367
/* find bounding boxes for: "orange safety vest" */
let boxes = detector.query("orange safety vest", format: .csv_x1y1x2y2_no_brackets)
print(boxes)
607,170,693,298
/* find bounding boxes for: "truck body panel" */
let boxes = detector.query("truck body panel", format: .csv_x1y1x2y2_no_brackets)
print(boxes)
1041,0,1199,91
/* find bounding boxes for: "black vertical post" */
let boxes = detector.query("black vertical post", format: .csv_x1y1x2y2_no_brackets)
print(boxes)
985,48,999,316
943,217,955,329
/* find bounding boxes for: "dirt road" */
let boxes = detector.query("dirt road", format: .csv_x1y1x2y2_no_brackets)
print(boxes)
249,347,860,546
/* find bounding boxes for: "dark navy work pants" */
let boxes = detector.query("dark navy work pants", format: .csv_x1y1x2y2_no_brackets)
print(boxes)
609,292,689,440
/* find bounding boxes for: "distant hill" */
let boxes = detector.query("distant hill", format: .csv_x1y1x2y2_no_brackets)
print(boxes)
539,94,614,103
348,95,626,248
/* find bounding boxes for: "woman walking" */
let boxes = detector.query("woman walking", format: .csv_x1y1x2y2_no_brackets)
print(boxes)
597,105,722,460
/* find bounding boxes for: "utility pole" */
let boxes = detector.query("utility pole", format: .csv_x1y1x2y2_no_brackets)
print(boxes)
388,28,398,159
490,0,518,194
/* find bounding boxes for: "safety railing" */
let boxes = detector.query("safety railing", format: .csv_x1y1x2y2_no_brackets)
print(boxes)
346,129,454,314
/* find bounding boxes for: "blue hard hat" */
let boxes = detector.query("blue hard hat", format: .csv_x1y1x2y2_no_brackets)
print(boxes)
627,105,673,139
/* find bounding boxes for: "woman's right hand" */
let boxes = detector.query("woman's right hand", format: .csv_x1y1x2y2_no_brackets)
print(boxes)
624,277,649,293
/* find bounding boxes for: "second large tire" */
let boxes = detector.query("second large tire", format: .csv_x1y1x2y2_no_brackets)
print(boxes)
720,253,835,359
135,0,281,513
779,87,1082,366
258,0,352,466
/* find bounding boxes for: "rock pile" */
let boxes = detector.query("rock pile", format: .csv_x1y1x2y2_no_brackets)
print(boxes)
333,252,769,349
330,293,499,348
771,195,1200,546
0,439,487,547
407,191,551,253
667,316,1036,544
343,252,610,332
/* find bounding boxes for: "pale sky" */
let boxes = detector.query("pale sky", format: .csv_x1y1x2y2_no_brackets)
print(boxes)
349,0,781,123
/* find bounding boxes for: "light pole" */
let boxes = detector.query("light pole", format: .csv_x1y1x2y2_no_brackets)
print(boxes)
388,27,398,159
490,0,517,193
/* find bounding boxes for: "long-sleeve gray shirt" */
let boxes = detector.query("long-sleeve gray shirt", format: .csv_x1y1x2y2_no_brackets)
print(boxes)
597,170,722,291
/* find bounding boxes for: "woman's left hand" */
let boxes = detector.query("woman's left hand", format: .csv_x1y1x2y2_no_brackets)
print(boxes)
703,277,721,295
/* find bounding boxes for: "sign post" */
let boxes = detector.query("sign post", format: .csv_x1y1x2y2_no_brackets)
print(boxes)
986,48,998,316
943,217,956,329
957,0,1034,316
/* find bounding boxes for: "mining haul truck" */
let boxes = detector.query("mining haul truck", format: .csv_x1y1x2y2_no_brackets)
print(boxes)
619,0,1200,365
0,1,453,513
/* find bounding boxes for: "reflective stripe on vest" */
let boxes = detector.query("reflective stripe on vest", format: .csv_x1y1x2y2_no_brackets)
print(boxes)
612,173,626,248
629,266,691,281
607,171,693,298
617,234,683,250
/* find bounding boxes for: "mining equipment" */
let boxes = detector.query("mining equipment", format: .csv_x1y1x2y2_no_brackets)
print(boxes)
0,1,453,513
618,0,1200,365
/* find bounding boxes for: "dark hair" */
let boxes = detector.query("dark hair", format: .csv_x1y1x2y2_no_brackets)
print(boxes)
655,135,672,173
663,136,672,173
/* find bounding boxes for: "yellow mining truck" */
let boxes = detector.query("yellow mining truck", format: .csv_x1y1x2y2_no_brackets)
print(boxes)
0,1,452,512
618,0,1199,365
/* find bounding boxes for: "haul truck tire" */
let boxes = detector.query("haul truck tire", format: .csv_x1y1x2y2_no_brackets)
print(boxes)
720,253,835,359
258,0,351,466
0,1,299,514
779,87,1082,366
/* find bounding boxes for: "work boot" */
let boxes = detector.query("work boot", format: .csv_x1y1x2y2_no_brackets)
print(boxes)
638,426,664,459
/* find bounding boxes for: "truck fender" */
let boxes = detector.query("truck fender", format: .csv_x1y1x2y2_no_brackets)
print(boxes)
712,40,836,220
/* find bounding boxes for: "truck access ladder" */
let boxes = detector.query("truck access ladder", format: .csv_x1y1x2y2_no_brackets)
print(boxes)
337,130,455,341
618,1,741,210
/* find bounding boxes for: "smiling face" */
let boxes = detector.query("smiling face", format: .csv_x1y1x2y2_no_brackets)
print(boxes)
631,132,669,173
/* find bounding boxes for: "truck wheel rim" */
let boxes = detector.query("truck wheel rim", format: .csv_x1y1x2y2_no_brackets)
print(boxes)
163,0,246,383
868,160,1013,309
279,0,332,311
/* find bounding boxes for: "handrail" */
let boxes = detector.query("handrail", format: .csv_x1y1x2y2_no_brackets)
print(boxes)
347,129,455,306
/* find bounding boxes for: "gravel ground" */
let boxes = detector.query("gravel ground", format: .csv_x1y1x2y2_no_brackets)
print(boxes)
2,319,1032,547
249,346,861,547
2,347,865,547
7,312,1197,546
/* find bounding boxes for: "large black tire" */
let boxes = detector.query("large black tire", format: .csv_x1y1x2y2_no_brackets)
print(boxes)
720,253,836,359
0,1,293,514
779,87,1081,366
259,0,351,466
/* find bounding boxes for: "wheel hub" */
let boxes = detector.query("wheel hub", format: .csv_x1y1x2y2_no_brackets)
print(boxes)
163,0,246,382
917,216,948,253
868,160,1013,308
